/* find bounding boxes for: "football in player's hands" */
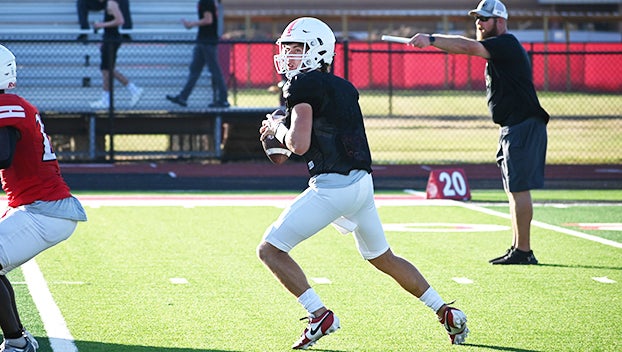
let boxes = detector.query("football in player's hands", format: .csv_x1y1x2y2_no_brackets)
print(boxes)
261,108,290,164
262,135,291,164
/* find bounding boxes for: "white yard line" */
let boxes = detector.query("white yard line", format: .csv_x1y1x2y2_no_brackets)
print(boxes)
403,189,622,249
455,201,622,249
21,259,78,352
77,193,622,248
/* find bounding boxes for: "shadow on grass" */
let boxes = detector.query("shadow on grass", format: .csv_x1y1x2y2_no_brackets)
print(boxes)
35,338,244,352
537,263,622,270
74,341,242,352
463,343,541,351
38,338,348,352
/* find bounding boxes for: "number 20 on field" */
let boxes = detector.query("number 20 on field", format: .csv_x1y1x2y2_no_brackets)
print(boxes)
426,168,471,201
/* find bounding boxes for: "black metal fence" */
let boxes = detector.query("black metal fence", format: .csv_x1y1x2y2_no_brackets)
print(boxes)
3,38,621,164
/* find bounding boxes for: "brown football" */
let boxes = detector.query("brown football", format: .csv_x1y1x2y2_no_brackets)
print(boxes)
262,135,291,164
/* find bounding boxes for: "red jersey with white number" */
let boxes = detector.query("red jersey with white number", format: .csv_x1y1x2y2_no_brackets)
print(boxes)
0,94,71,207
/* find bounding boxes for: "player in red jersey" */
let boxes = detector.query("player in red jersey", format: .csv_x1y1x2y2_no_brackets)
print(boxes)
0,45,87,352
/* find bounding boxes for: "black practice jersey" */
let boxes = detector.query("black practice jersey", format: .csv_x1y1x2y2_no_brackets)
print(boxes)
481,33,550,127
283,70,373,176
102,0,121,40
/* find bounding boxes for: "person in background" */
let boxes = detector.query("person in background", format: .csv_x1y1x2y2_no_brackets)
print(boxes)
408,0,549,265
76,0,133,41
257,17,469,350
90,0,143,109
0,44,87,352
166,0,230,108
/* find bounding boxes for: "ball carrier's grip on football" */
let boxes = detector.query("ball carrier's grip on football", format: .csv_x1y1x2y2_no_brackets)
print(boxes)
265,109,287,143
261,109,291,164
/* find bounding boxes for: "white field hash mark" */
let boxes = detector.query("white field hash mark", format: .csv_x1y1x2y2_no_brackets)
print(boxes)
21,259,78,352
592,277,617,284
170,277,189,284
452,277,474,284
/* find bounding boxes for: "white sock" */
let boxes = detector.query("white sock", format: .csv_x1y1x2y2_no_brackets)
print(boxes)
419,287,445,313
127,82,140,94
297,288,324,317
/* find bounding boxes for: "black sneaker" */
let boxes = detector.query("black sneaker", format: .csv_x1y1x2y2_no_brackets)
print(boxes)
208,101,230,108
166,95,187,107
77,34,88,42
491,248,538,265
488,247,514,263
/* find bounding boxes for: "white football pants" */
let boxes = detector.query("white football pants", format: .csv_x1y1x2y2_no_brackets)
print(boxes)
262,172,390,260
0,206,78,275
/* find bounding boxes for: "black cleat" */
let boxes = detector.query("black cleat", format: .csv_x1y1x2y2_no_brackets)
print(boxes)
491,248,538,265
488,247,514,263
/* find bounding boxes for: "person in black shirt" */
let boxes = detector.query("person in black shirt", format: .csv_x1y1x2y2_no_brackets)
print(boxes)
258,17,469,350
408,0,549,265
90,0,143,109
76,0,133,41
166,0,229,108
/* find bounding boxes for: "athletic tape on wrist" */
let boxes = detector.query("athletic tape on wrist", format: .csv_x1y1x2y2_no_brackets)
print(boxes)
275,123,288,144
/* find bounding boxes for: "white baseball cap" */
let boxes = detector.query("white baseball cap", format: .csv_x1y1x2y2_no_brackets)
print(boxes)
468,0,508,19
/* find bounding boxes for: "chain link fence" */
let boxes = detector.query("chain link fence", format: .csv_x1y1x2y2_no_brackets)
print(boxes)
3,38,621,164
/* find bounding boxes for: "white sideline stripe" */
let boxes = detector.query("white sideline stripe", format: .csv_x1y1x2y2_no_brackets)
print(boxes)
75,198,451,208
455,202,622,249
21,259,78,352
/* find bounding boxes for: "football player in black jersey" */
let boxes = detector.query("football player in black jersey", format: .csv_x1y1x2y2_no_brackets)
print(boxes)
257,17,469,349
408,0,548,265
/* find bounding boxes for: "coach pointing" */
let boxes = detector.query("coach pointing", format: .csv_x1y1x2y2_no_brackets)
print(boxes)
408,0,550,264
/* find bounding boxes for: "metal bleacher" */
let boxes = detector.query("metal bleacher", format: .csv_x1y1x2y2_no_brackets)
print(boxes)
1,0,276,161
2,0,217,112
2,0,197,34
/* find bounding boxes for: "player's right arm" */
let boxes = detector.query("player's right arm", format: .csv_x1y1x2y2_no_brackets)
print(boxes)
287,103,312,155
408,33,490,59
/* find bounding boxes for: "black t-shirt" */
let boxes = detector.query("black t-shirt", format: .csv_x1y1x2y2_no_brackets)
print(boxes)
197,0,218,44
102,0,120,39
480,33,549,126
284,70,372,176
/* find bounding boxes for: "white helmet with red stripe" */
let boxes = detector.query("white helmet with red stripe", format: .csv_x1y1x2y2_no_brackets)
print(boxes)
274,17,336,79
0,45,16,90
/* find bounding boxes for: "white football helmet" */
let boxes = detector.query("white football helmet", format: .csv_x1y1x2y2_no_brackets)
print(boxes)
0,45,16,90
274,17,336,79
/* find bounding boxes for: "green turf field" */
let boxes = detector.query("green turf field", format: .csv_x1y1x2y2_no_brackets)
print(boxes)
9,190,622,352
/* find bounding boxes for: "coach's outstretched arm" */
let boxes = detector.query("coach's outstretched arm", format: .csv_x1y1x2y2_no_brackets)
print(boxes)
408,33,490,59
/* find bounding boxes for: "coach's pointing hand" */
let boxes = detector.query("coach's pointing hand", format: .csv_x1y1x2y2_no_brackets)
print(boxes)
408,33,434,48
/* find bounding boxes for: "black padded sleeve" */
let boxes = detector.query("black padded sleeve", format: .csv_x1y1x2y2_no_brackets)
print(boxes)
0,127,18,169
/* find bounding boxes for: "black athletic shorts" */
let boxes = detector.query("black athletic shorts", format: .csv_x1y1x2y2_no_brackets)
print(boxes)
100,40,121,71
496,117,548,193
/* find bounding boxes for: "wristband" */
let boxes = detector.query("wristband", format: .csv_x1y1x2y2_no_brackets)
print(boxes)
275,123,288,144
